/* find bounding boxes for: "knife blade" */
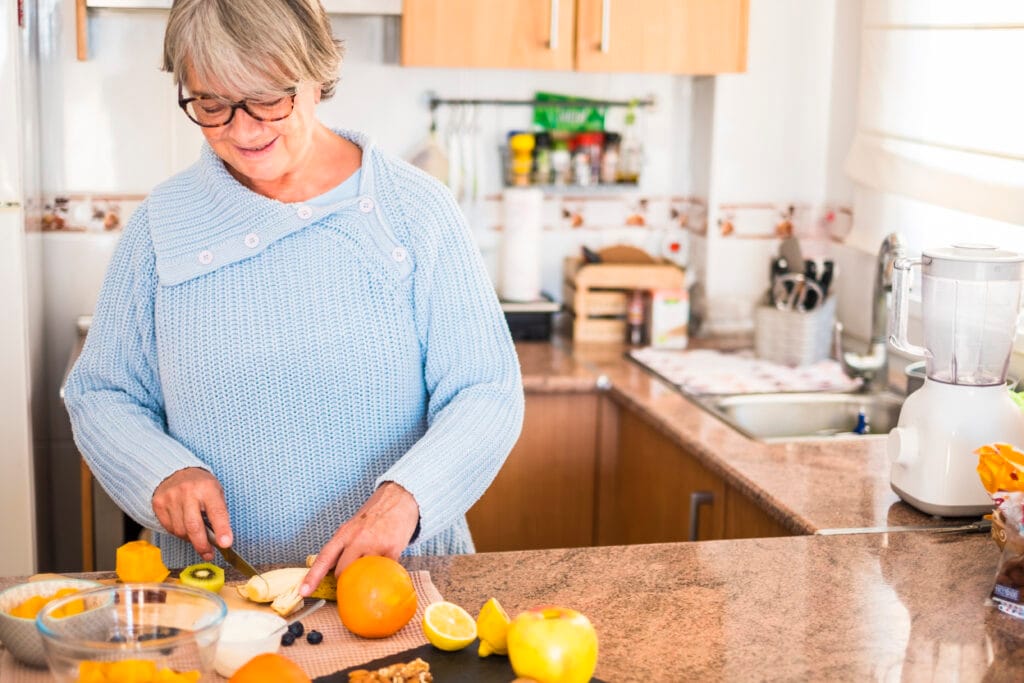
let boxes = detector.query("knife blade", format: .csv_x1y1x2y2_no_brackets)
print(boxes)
202,514,259,578
815,519,991,536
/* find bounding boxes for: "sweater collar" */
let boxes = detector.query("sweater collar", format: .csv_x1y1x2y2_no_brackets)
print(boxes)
150,128,380,286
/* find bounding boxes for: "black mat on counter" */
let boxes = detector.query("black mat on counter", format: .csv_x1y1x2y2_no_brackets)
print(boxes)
314,642,606,682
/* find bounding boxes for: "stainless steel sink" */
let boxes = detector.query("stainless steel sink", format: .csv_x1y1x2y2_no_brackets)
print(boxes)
698,392,904,441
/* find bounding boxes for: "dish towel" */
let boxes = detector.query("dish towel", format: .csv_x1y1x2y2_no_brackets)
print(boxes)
0,571,443,682
630,348,861,395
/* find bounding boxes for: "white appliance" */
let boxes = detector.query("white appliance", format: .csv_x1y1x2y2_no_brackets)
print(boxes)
0,0,43,574
888,244,1024,517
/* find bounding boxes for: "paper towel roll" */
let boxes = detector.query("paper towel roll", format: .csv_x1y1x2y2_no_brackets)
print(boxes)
499,188,544,302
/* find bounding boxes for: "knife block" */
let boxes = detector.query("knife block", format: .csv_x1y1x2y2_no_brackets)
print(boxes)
563,257,686,343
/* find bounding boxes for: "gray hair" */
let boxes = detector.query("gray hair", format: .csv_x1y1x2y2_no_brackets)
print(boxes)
163,0,343,100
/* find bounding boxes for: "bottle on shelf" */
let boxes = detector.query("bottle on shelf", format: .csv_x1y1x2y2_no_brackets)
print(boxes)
626,289,648,345
617,103,643,184
533,131,553,186
600,132,621,185
509,133,536,187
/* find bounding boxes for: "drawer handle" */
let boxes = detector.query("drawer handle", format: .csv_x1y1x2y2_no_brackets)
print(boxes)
689,490,714,542
549,0,559,50
600,0,611,53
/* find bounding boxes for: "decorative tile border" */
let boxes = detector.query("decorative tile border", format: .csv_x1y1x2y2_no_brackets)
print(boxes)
41,195,145,232
714,202,854,242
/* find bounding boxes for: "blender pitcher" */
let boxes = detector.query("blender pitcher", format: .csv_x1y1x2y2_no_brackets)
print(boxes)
890,244,1024,386
888,243,1024,517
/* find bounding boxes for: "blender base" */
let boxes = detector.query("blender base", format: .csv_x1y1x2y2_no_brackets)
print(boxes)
890,483,992,518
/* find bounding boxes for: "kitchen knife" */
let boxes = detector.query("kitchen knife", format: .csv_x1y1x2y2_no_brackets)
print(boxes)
815,519,991,536
202,514,259,578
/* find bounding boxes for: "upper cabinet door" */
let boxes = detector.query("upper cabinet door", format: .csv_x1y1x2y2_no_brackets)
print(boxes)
401,0,576,70
575,0,749,74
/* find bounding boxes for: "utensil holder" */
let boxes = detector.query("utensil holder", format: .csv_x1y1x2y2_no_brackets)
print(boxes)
754,295,837,367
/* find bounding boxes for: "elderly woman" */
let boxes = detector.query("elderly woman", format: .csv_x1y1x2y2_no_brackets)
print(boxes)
63,0,523,596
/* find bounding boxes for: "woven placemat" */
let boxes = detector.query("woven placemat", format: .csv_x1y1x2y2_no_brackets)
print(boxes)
0,570,442,682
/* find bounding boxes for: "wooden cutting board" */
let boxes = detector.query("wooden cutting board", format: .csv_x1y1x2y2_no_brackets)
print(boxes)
314,643,607,682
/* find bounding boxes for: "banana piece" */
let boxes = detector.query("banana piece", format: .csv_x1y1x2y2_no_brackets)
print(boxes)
235,566,338,616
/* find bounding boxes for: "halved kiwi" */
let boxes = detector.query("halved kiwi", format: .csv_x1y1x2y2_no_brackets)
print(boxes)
179,562,225,593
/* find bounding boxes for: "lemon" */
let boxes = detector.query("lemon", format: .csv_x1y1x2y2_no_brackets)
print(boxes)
476,597,511,657
422,601,477,651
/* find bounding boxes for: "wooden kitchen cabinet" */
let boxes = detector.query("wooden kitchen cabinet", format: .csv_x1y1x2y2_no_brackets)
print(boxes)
722,484,791,539
401,0,748,74
598,404,791,544
401,0,576,70
575,0,748,74
598,407,726,544
466,392,600,552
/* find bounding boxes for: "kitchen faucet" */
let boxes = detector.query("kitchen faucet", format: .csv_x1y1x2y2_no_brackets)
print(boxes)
835,233,905,392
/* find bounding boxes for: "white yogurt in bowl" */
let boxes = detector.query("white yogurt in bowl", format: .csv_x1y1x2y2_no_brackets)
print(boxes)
213,611,287,677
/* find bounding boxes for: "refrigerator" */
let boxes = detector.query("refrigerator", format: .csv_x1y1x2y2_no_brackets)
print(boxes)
0,0,45,576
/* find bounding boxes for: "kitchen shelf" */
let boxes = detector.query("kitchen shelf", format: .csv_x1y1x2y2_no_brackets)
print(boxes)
428,95,656,114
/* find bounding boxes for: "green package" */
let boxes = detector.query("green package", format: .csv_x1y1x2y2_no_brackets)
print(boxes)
532,91,606,132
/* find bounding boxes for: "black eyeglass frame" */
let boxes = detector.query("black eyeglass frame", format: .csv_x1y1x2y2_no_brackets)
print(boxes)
177,83,298,128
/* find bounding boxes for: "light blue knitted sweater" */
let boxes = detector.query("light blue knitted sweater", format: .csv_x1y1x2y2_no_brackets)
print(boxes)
64,130,524,568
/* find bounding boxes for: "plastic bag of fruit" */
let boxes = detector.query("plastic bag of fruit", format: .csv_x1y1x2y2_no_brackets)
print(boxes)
976,443,1024,619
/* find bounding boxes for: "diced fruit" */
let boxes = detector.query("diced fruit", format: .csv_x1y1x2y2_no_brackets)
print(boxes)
422,601,477,651
337,556,417,639
74,659,198,683
476,597,511,657
8,588,84,620
178,562,225,593
115,540,170,583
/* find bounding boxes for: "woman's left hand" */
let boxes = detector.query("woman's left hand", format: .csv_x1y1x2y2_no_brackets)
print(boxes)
300,481,420,597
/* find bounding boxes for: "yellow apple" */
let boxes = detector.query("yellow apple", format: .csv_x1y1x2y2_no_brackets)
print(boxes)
507,606,598,683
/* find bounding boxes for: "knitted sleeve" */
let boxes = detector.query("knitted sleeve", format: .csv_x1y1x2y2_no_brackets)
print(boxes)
377,169,525,545
63,202,210,532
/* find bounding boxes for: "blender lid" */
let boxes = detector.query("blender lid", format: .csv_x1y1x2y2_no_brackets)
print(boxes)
923,243,1024,281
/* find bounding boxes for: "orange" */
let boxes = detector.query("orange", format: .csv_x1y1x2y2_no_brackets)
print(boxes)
228,653,310,683
337,556,418,638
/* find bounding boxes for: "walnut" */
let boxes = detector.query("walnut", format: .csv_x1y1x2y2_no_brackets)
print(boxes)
348,658,432,682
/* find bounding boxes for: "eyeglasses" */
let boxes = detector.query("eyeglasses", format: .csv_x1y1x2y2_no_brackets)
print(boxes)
178,83,297,128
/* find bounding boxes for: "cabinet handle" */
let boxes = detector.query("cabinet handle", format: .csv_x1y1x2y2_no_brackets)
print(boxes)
688,490,714,542
600,0,611,53
548,0,559,50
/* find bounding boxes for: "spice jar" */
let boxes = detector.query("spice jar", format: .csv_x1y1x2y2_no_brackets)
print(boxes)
551,133,572,186
533,132,553,185
600,132,621,185
575,132,604,186
508,133,535,187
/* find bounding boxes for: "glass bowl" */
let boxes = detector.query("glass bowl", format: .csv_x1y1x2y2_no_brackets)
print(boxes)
0,578,104,668
36,583,227,683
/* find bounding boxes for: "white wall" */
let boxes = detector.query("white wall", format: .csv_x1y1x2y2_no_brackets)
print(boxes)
698,0,862,334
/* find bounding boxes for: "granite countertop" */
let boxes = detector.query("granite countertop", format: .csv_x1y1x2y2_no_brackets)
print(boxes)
515,338,972,534
408,532,1019,681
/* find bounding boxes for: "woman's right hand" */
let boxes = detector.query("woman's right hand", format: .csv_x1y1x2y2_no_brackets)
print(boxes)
152,467,232,562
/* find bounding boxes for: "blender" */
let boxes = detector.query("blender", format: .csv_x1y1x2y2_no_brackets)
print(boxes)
888,244,1024,517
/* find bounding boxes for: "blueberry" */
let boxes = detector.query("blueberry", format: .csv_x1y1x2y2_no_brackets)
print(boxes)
288,621,304,638
306,630,323,645
281,631,296,646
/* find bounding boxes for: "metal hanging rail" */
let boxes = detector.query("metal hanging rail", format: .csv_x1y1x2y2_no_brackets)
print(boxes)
427,95,656,113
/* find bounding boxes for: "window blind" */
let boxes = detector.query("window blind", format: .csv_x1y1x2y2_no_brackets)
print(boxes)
845,0,1024,225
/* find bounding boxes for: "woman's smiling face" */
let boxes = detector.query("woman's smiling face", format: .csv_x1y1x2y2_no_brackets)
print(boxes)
183,76,322,189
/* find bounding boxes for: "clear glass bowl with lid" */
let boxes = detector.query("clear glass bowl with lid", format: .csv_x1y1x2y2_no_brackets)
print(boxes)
36,583,227,683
